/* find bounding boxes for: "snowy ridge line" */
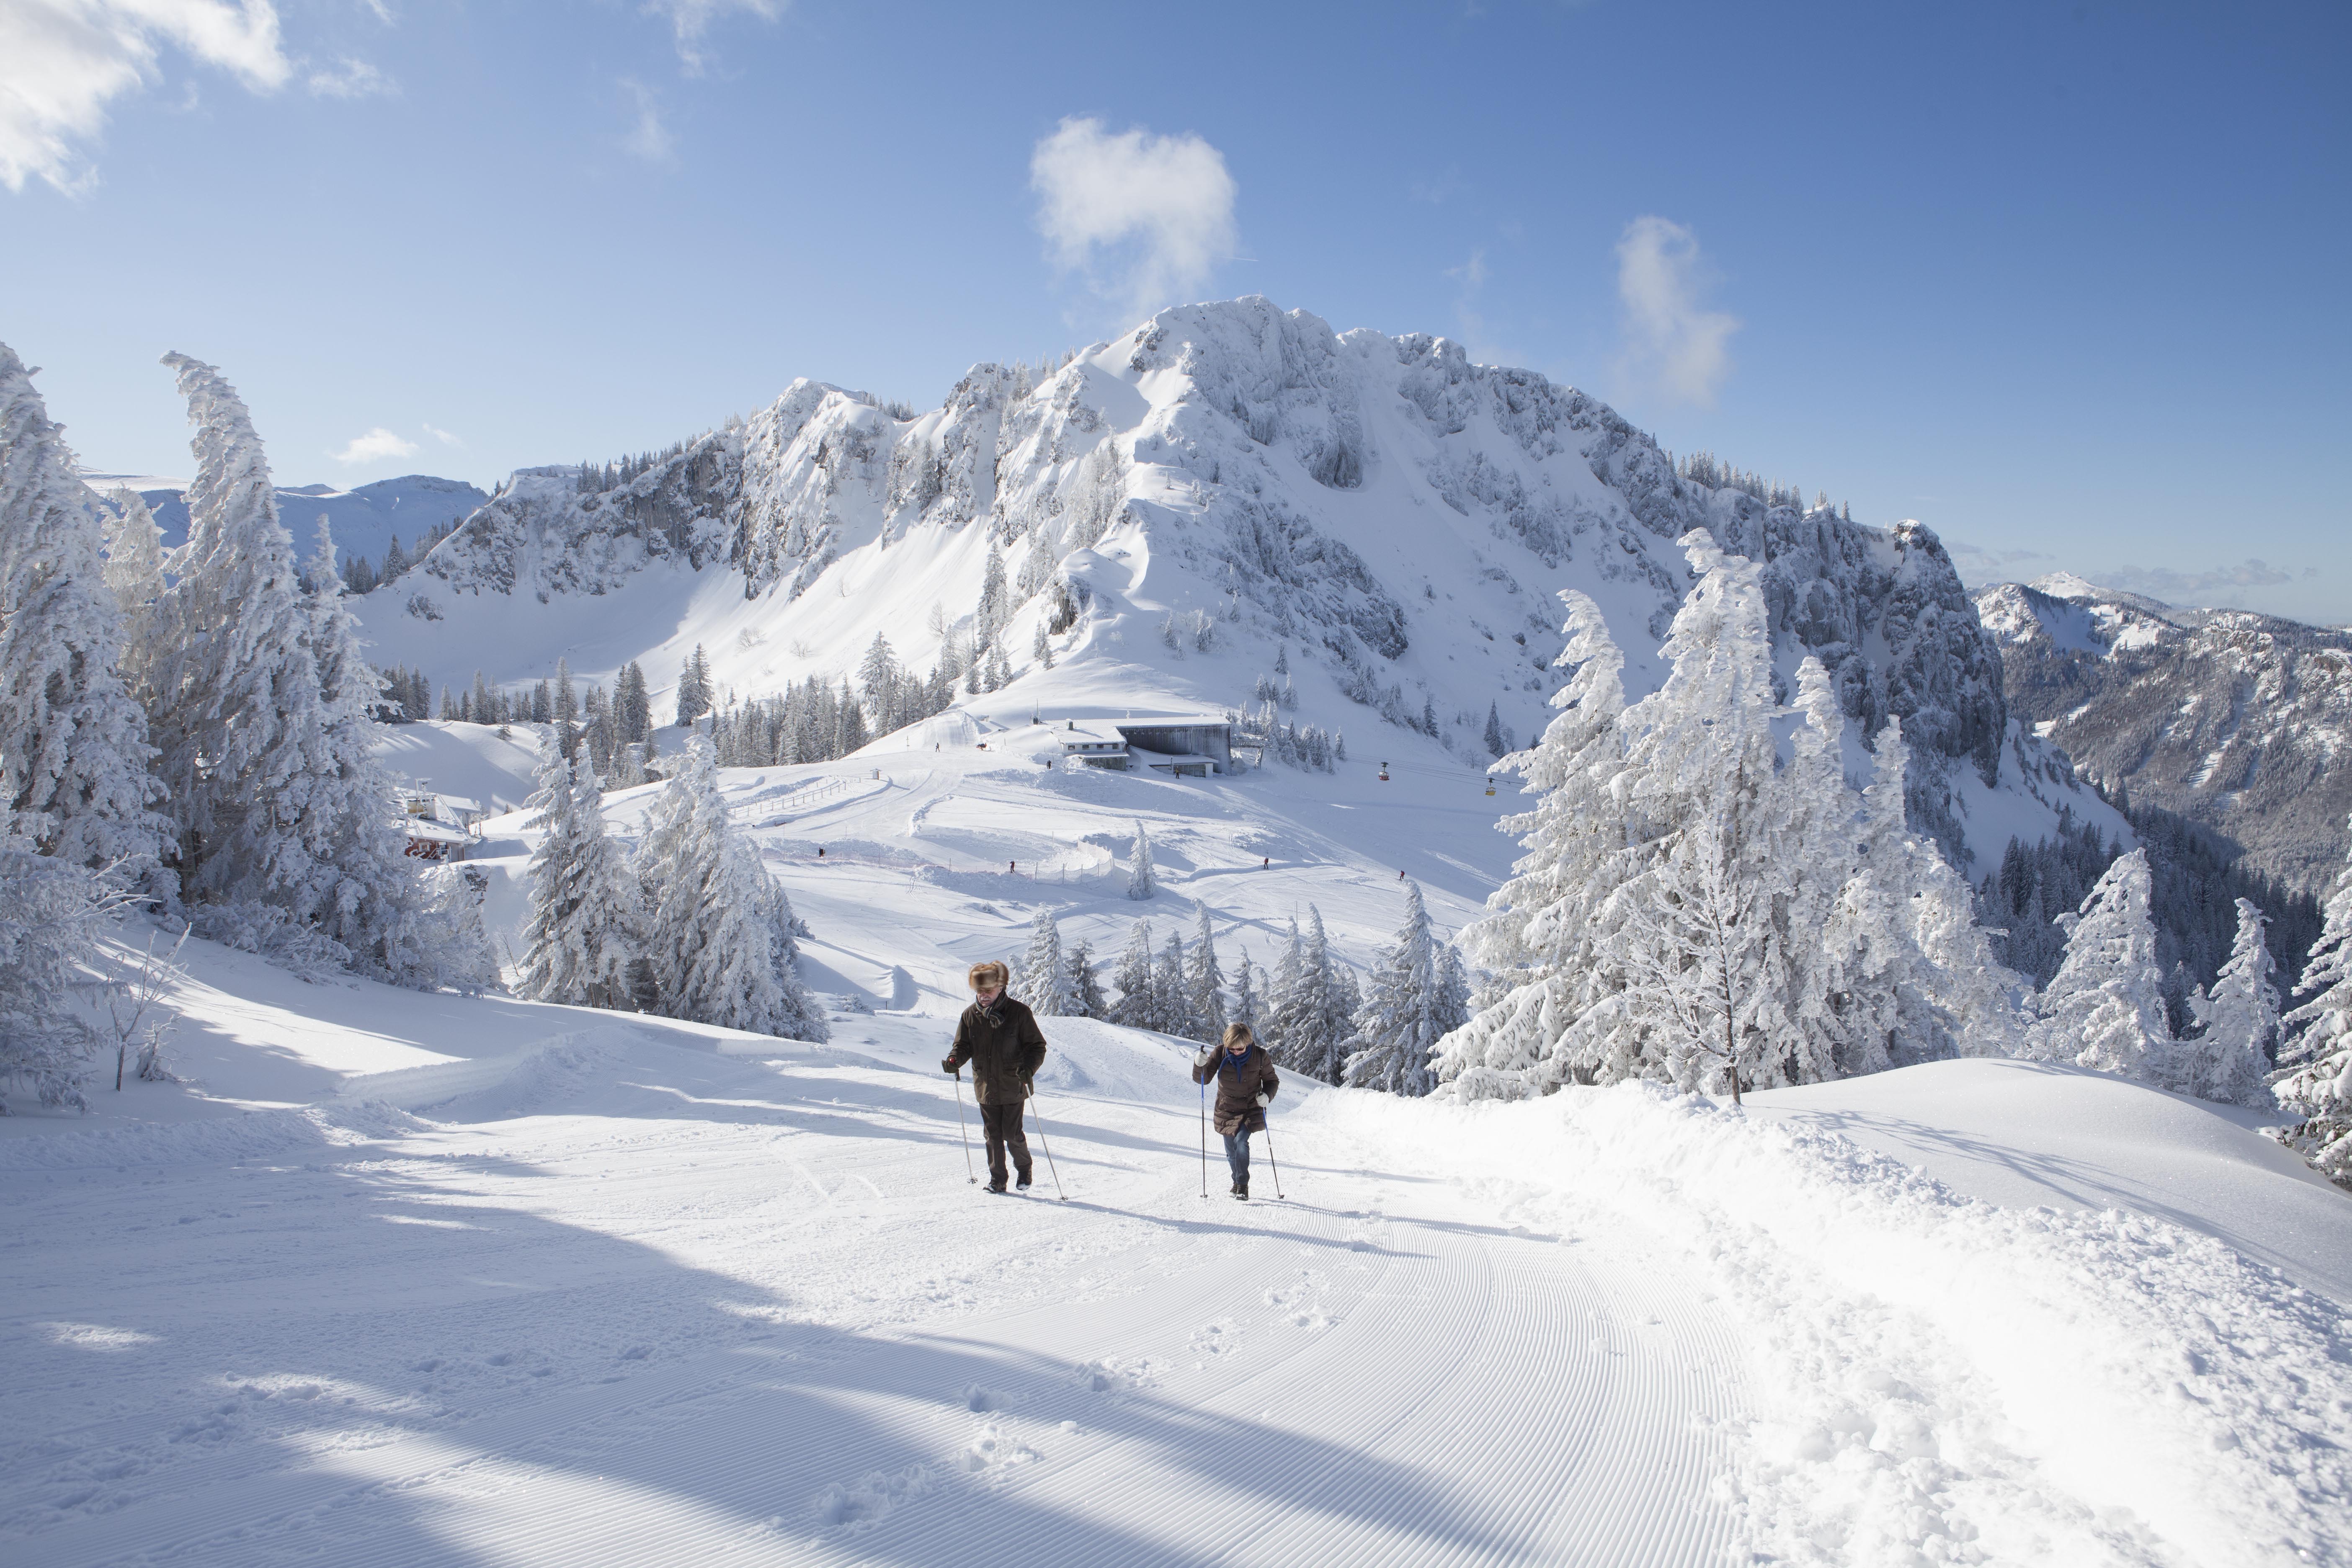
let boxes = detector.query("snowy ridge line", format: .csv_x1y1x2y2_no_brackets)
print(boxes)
0,1099,423,1172
1304,1083,2352,1565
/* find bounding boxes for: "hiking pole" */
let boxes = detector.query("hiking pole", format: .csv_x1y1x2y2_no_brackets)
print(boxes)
1260,1114,1286,1201
1027,1093,1067,1200
1197,1075,1210,1198
952,1068,976,1184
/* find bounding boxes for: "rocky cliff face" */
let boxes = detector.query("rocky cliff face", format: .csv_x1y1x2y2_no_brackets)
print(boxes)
1977,575,2352,891
389,296,2099,866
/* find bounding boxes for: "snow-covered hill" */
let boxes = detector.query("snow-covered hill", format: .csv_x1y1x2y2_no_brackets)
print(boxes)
1977,573,2352,890
81,470,487,573
4,923,2344,1567
352,298,2122,876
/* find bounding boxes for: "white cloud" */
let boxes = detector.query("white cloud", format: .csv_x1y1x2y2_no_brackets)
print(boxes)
306,56,391,99
2088,560,2310,601
0,0,292,194
620,78,673,163
1613,214,1739,406
642,0,781,73
1030,115,1238,323
422,423,462,447
333,426,418,465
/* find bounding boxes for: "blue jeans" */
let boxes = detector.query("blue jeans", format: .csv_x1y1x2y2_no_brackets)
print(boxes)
1222,1128,1251,1187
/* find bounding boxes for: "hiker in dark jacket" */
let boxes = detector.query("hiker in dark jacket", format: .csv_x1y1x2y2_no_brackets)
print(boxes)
942,960,1049,1192
1191,1023,1278,1200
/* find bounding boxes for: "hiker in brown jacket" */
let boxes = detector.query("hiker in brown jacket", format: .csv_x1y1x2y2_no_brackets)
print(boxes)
1191,1023,1278,1200
942,960,1048,1193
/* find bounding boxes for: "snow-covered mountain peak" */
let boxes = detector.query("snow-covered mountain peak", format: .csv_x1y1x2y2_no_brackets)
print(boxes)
357,295,2120,872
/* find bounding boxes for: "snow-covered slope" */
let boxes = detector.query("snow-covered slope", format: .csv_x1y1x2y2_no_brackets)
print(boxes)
4,927,2344,1567
82,470,487,569
1977,573,2352,890
353,298,2120,875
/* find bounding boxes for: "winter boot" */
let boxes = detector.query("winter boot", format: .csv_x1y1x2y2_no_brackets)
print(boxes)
1016,1171,1033,1191
1234,1180,1249,1202
987,1179,1008,1194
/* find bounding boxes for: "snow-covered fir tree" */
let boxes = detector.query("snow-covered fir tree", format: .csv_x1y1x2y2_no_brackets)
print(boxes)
1154,930,1195,1040
2275,819,2352,1186
147,354,446,984
98,485,170,716
1126,820,1155,900
518,740,636,1010
1432,943,1470,1042
1066,937,1107,1020
633,734,826,1039
1184,904,1228,1041
1436,591,1634,1098
0,343,170,876
1344,880,1443,1096
0,817,129,1112
675,645,713,727
1109,918,1157,1030
1268,905,1350,1083
1017,908,1078,1016
976,545,1009,649
2027,848,2173,1082
1231,946,1259,1032
2180,899,2279,1108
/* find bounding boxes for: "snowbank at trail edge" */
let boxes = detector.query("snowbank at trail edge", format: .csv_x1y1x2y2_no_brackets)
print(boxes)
1299,1079,2352,1567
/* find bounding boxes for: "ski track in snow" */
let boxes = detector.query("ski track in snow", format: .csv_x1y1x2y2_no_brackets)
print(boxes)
0,1021,1738,1568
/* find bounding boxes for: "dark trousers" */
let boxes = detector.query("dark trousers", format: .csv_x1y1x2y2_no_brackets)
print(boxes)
982,1099,1032,1187
1222,1128,1251,1188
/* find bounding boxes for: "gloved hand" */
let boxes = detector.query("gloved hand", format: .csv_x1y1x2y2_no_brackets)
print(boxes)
1254,1092,1270,1108
1194,1046,1215,1067
941,1056,958,1075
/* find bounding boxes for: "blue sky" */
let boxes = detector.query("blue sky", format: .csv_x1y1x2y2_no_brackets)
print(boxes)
5,0,2346,621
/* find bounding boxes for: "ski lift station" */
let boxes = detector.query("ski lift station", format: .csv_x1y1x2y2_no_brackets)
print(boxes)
1057,715,1235,778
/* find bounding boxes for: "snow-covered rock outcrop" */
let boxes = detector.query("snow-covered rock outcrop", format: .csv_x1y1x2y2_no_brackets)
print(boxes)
368,297,2113,871
1978,574,2352,890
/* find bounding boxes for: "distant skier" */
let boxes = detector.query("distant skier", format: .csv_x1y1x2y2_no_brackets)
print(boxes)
1193,1024,1278,1200
942,961,1048,1193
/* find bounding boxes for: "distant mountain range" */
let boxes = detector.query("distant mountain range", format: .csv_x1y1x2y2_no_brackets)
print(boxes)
80,471,487,575
1976,573,2352,892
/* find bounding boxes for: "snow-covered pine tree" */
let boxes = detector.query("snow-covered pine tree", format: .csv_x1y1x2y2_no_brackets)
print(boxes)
99,486,169,712
632,734,825,1039
1184,904,1228,1040
1154,931,1195,1040
1261,917,1303,1060
1483,702,1505,758
1437,591,1636,1099
1432,942,1470,1042
1785,655,1896,1081
1017,908,1076,1016
1344,879,1441,1096
1031,619,1053,671
1066,937,1107,1020
2027,848,2173,1082
554,657,579,763
1270,905,1348,1083
151,355,444,983
1588,533,1791,1104
1109,918,1157,1029
2275,821,2352,1186
0,343,170,874
1126,820,1155,900
977,546,1009,647
1231,945,1259,1032
2180,899,2279,1108
0,817,129,1111
518,739,636,1010
675,645,712,727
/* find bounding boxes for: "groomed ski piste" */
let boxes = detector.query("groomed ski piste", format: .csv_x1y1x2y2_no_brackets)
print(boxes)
5,723,2350,1567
